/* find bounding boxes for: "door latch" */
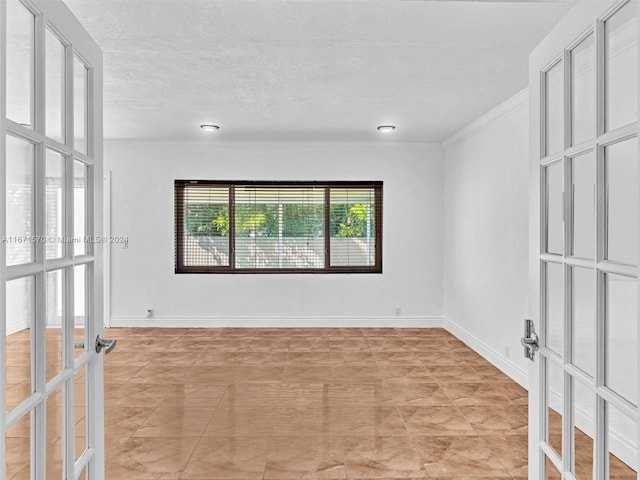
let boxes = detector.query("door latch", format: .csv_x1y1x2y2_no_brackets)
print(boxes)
95,335,117,354
521,319,539,361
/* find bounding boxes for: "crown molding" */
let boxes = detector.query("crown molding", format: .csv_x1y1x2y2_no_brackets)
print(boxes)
443,88,529,151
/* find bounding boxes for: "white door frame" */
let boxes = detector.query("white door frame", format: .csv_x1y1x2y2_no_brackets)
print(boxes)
528,0,640,478
1,0,104,478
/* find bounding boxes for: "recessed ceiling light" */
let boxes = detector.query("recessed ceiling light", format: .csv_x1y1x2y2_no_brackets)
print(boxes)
377,125,396,132
200,124,220,131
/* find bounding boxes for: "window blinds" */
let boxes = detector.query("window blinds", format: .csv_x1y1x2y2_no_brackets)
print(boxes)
175,181,382,273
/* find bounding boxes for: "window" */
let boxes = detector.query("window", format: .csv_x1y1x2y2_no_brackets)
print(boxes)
175,181,383,273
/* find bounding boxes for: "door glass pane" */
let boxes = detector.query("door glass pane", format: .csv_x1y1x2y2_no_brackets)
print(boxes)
183,186,230,267
571,151,595,259
6,413,31,480
46,390,64,479
605,273,637,406
74,265,87,358
330,188,376,267
546,358,563,458
6,0,34,127
74,161,87,256
546,455,562,479
6,276,35,410
605,1,638,132
46,269,65,382
234,188,280,269
573,379,595,480
545,161,563,255
74,57,87,154
607,402,638,478
46,149,65,259
571,267,595,377
6,135,35,266
235,187,325,269
46,29,65,142
75,367,87,463
545,61,564,156
545,262,564,356
605,138,638,265
571,34,595,145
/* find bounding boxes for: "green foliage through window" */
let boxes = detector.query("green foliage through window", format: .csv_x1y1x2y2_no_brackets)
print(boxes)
185,204,228,236
330,203,375,238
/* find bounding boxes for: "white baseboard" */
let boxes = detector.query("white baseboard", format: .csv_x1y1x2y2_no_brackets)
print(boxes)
444,316,528,389
109,315,446,329
7,319,93,335
572,402,636,469
608,424,637,469
7,320,27,336
550,384,636,468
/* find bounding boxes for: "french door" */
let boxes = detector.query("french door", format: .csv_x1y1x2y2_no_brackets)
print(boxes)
1,0,105,479
529,0,639,478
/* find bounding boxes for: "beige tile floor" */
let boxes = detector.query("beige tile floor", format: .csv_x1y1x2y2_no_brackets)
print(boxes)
4,327,637,479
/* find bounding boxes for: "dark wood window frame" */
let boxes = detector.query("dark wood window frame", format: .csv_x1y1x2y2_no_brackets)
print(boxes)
175,180,383,274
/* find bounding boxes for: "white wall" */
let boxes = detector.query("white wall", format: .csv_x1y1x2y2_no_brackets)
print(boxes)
105,141,444,327
443,89,530,385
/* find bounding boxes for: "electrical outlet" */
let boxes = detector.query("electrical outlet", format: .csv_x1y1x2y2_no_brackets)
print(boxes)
505,346,510,359
146,309,153,318
394,307,401,317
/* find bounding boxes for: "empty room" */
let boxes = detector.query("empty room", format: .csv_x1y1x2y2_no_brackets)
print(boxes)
1,0,639,478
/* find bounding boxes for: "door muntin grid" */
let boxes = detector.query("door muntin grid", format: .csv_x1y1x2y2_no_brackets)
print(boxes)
2,0,100,478
538,1,639,478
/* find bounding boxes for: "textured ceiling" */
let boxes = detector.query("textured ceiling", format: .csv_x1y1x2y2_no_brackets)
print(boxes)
63,0,575,143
